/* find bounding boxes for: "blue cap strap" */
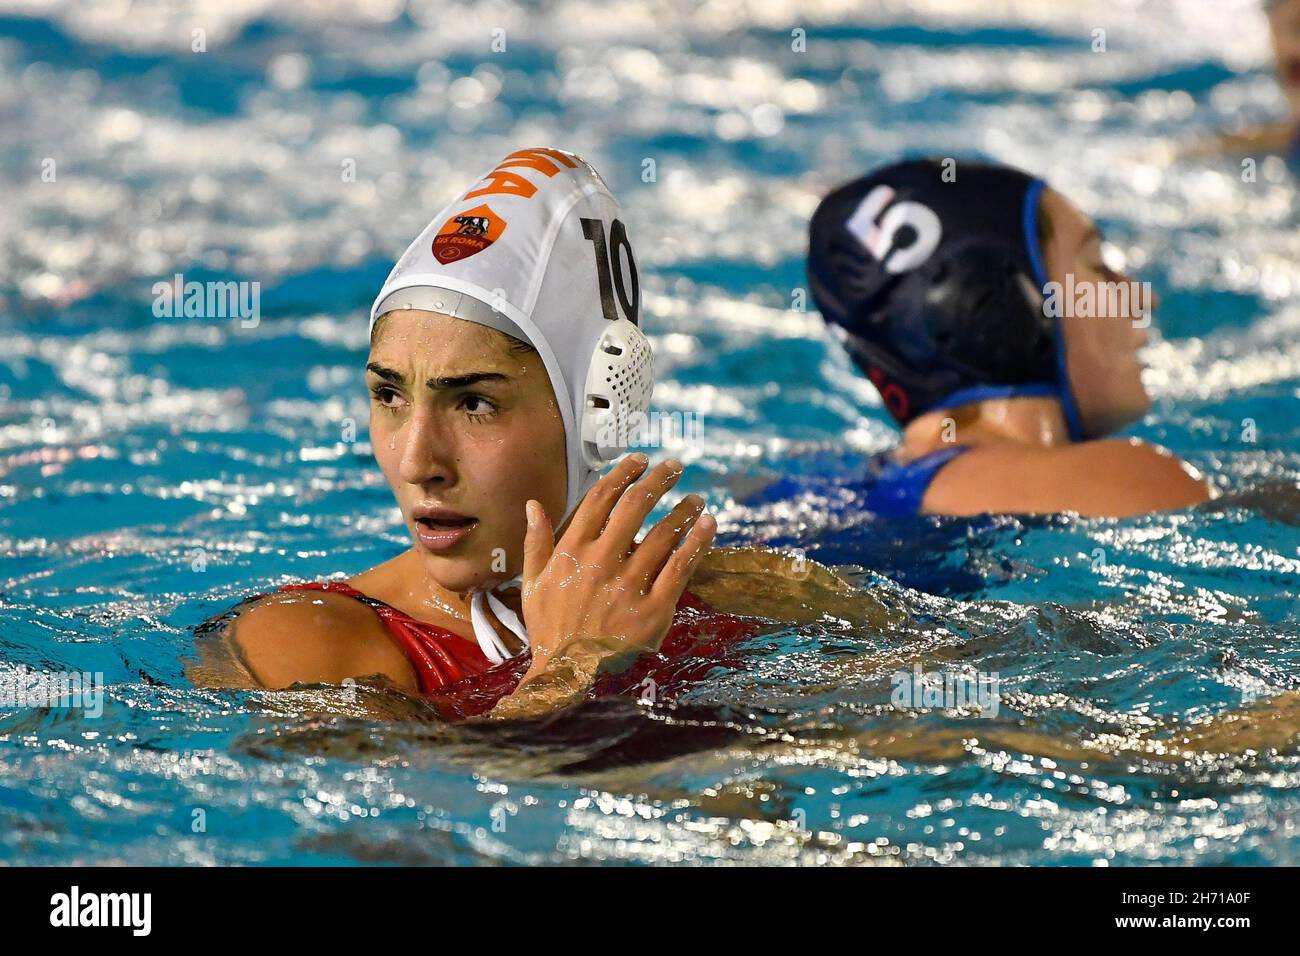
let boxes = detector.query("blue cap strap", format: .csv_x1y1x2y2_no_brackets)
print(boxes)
1022,177,1085,442
921,383,1057,417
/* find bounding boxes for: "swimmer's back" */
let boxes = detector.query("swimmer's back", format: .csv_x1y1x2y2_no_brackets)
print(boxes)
922,438,1211,517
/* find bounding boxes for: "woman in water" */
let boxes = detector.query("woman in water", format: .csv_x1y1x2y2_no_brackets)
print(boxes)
193,147,879,721
802,157,1213,518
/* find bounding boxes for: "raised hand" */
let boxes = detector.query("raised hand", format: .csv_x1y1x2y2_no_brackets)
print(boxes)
517,453,716,683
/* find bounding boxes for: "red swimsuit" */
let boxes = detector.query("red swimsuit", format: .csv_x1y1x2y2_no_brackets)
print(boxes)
277,582,757,720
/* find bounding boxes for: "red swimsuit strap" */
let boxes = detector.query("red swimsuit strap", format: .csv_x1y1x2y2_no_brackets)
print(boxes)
276,581,492,690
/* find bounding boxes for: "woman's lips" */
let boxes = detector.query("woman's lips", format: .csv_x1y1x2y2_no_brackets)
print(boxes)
412,508,478,552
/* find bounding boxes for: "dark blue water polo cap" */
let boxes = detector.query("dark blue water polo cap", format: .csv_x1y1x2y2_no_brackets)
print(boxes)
807,157,1083,440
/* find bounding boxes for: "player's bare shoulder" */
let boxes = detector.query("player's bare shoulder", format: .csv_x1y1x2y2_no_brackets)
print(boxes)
221,588,417,692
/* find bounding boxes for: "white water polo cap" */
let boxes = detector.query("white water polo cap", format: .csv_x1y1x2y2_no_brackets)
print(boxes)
369,146,653,524
369,147,654,665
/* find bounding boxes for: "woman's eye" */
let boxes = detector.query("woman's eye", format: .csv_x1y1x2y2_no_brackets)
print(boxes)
371,386,404,409
460,395,498,417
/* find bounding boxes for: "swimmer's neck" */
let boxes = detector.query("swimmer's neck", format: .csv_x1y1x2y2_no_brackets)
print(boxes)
352,548,524,624
898,396,1073,460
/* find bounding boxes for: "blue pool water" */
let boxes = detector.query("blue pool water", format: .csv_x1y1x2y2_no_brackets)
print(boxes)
1,0,1299,865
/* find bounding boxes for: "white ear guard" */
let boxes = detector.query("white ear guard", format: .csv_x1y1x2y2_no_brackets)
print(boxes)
580,318,654,468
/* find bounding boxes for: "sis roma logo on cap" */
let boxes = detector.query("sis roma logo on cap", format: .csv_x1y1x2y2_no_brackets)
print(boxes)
427,148,582,265
431,203,506,264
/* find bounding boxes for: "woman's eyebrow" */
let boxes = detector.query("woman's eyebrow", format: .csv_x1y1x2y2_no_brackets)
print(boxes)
365,363,404,384
365,363,511,390
429,371,510,389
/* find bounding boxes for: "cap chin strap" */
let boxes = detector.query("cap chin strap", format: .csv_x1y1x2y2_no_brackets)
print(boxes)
469,577,528,665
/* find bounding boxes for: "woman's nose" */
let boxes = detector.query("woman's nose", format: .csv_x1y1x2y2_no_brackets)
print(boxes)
396,409,457,488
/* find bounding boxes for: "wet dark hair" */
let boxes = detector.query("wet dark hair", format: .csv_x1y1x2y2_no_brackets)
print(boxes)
506,334,537,355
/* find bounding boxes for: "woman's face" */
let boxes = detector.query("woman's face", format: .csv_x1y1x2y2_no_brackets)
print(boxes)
1040,186,1153,437
1271,0,1300,119
366,309,568,595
